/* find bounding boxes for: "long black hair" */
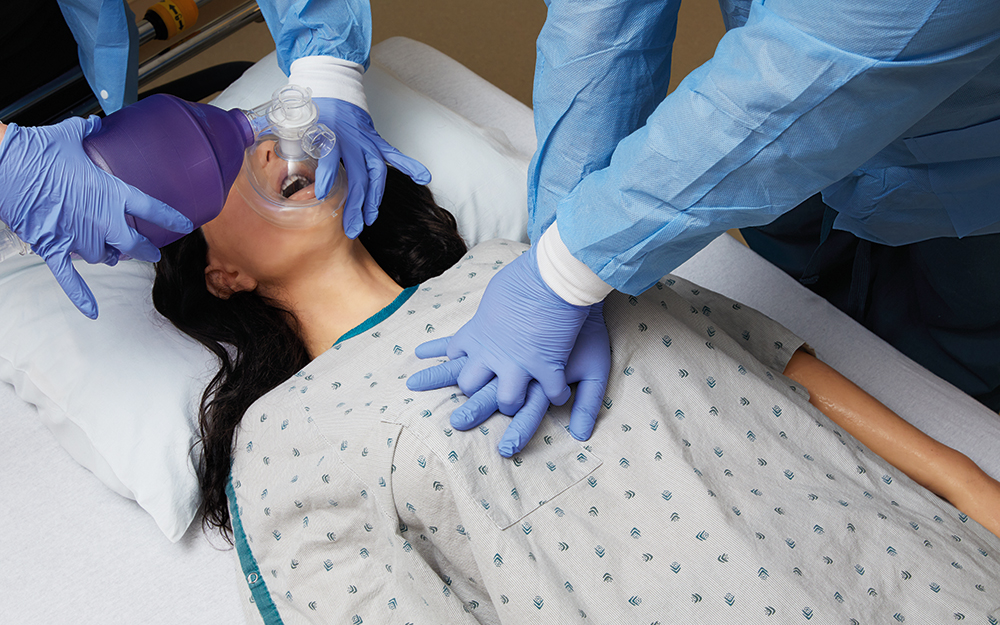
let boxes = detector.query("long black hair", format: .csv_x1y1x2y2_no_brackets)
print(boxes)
152,167,467,538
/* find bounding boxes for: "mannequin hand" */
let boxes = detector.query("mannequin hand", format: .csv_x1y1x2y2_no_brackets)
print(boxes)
312,98,431,239
0,117,192,318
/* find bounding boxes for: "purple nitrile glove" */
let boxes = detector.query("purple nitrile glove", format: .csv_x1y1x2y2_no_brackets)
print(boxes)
406,243,612,454
408,244,589,413
312,98,431,239
410,302,610,457
0,117,192,318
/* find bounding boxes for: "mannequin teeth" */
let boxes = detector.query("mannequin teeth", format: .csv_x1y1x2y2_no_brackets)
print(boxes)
281,173,311,198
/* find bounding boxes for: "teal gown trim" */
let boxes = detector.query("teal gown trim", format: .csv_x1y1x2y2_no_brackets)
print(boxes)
226,284,418,624
334,285,418,346
227,476,285,624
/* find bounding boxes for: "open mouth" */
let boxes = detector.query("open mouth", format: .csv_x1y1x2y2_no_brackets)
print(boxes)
236,135,342,230
260,141,318,203
280,173,311,198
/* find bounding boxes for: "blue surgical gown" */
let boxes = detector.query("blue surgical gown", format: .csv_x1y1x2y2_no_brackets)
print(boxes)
529,0,1000,296
56,0,139,114
55,0,371,114
254,0,371,73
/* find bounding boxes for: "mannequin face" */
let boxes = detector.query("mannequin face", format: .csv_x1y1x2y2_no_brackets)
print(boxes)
201,142,342,299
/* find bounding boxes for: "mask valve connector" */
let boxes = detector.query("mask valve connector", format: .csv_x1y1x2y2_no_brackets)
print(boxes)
236,84,347,229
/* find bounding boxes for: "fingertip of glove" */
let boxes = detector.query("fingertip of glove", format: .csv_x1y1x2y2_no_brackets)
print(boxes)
314,177,332,201
550,386,573,406
129,244,161,263
497,440,519,458
79,299,99,320
569,428,593,442
450,412,474,431
364,200,382,224
160,204,194,235
414,337,450,359
342,212,363,239
389,156,431,185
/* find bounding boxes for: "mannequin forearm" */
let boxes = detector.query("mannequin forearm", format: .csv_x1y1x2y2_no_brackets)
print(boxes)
783,350,1000,538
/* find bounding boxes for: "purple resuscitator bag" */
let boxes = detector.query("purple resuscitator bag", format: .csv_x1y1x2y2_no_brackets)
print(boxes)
82,94,254,248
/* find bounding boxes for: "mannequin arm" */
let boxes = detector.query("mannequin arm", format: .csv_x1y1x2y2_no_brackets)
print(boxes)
784,350,1000,539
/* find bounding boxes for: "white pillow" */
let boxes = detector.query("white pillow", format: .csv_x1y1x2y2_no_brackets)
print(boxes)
0,51,531,542
0,257,213,542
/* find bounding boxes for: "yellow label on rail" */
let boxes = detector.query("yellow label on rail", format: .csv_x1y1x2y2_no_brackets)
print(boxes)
150,0,199,39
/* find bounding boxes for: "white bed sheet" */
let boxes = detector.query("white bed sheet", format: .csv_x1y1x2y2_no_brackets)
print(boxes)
0,381,247,624
2,36,997,625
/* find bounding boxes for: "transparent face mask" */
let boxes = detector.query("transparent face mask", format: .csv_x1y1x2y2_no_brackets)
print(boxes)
237,85,347,229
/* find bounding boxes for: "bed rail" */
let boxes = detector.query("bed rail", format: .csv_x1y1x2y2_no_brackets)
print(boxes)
0,0,262,124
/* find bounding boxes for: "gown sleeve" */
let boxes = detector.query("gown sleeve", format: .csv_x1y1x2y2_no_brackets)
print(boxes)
532,0,1000,295
56,0,139,113
256,0,372,74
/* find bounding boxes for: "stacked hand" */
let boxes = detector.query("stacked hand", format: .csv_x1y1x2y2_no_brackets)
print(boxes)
0,117,192,318
313,98,431,239
407,246,611,456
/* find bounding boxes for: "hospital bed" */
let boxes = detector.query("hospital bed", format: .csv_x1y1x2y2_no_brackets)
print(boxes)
2,37,998,624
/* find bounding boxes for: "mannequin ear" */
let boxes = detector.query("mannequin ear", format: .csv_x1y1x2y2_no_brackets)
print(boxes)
205,264,257,300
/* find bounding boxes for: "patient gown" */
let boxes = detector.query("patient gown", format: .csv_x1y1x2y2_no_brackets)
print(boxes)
228,240,1000,624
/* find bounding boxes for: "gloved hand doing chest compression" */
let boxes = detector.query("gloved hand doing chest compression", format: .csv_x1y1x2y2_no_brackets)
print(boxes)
411,303,611,457
0,117,192,318
407,245,612,455
313,98,430,239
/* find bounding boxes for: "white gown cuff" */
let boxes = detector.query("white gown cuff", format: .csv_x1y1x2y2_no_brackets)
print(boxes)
536,223,613,306
289,56,369,113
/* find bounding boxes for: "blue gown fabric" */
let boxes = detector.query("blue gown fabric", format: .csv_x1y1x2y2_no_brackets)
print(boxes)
56,0,139,114
528,0,1000,295
254,0,371,74
55,0,371,113
743,196,1000,411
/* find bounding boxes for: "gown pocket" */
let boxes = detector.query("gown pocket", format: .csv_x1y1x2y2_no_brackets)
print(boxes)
390,402,603,530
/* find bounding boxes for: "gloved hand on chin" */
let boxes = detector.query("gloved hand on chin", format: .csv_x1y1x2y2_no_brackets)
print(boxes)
406,245,612,457
0,116,192,319
312,98,431,239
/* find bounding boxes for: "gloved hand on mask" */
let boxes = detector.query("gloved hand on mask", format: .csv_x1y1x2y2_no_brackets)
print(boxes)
0,116,192,318
313,98,431,239
257,1,432,238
